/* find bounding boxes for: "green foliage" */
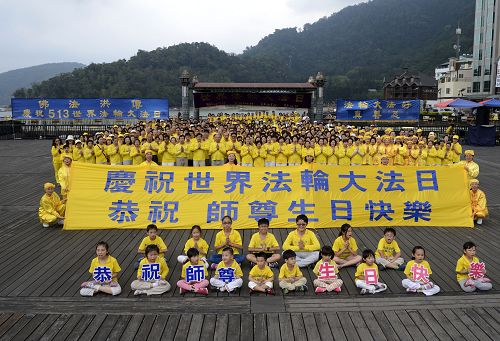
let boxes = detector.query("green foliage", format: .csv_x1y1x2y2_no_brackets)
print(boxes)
13,0,474,106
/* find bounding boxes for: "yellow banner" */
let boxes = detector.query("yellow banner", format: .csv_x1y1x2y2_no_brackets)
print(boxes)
64,163,473,229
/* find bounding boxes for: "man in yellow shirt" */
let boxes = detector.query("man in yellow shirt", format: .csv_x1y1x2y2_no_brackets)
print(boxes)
457,150,479,182
190,133,209,167
39,182,65,227
140,150,159,167
470,179,488,225
209,133,226,166
58,155,72,200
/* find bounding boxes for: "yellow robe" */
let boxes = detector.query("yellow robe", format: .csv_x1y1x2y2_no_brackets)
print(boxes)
457,161,479,180
470,189,488,218
58,164,71,199
39,192,65,224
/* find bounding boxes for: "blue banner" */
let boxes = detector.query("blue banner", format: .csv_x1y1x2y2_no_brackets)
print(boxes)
336,99,420,121
11,98,169,120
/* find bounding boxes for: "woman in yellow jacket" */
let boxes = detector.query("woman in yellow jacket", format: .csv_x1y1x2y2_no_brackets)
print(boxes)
407,141,419,166
287,136,302,166
314,138,329,165
426,141,438,166
393,140,407,166
190,133,209,167
83,140,96,164
94,136,108,165
240,137,256,167
366,137,378,165
51,138,63,183
120,136,133,165
441,141,454,165
252,139,267,167
378,138,394,165
349,139,365,166
72,140,84,162
39,182,65,228
301,140,315,163
337,139,350,166
416,141,428,166
264,136,279,167
158,137,176,166
58,155,72,200
107,138,122,165
130,139,144,165
275,137,289,166
326,139,338,166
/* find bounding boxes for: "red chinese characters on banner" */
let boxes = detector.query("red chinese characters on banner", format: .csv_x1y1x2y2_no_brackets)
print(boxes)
469,262,486,280
318,262,337,280
364,268,378,285
411,263,429,283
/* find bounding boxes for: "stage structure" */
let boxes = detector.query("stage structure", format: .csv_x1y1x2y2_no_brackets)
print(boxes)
179,70,326,121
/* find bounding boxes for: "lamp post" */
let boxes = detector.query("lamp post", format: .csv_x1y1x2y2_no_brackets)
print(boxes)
180,70,191,120
191,75,199,120
315,72,326,122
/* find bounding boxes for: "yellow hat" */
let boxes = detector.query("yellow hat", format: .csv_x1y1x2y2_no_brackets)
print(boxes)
44,182,55,190
145,149,153,154
417,129,422,133
453,135,459,139
227,150,236,155
381,154,389,159
118,134,124,138
106,137,112,140
113,125,118,128
465,150,474,156
82,132,89,136
63,154,73,160
470,179,479,185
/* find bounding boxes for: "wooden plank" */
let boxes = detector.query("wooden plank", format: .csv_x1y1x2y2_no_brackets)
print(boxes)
76,314,107,341
324,312,347,341
134,314,156,341
406,310,443,341
266,313,281,341
173,314,192,341
51,314,84,341
0,314,24,339
348,311,373,341
278,313,294,341
147,315,169,341
161,314,180,341
451,308,495,341
107,315,132,341
312,313,334,341
290,313,307,341
463,308,500,340
198,314,215,341
480,308,500,334
371,311,400,341
393,310,426,341
25,315,60,341
301,313,321,341
38,314,72,341
214,314,228,340
359,311,388,341
11,315,50,341
427,310,466,340
253,314,266,341
119,315,144,341
0,314,34,341
336,312,360,341
239,314,253,341
186,314,204,341
91,314,119,341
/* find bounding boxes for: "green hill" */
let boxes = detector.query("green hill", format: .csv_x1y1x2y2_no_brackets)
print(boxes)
13,0,474,106
1,62,84,106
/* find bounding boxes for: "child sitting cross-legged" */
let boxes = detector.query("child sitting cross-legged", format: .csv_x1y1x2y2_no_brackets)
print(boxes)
248,252,275,295
313,246,343,294
279,250,308,294
177,248,209,295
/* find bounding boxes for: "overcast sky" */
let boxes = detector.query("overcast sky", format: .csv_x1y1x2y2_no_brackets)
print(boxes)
1,0,365,73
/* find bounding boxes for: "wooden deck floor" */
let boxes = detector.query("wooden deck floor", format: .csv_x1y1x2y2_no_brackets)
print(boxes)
0,140,500,340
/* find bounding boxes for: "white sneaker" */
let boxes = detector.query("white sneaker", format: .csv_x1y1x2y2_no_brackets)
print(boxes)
57,219,64,225
80,288,95,296
219,286,226,292
42,223,49,228
134,290,143,296
477,218,483,225
360,288,367,295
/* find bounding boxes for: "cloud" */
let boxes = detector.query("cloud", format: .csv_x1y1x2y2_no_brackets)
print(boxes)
0,0,366,73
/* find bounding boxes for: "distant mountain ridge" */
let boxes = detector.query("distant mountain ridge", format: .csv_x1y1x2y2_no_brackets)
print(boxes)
0,62,84,105
12,0,474,105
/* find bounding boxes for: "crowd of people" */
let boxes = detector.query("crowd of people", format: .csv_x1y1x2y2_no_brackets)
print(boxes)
78,215,492,297
41,113,488,227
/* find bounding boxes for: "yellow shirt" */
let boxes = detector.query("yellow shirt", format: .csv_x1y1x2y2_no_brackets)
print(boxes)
279,263,303,279
253,147,267,167
72,147,84,162
88,256,121,282
282,229,320,252
58,164,71,194
190,140,209,161
38,192,64,221
83,146,96,163
183,238,209,256
130,145,144,165
119,144,132,162
376,238,401,258
209,142,226,161
332,236,358,259
215,260,243,278
404,260,432,282
215,229,242,254
456,255,480,282
240,144,256,165
137,257,169,280
313,259,339,277
249,264,274,281
181,260,208,280
355,263,379,280
248,232,279,253
107,144,122,164
287,144,302,164
457,161,479,180
138,236,167,253
51,146,62,163
94,144,108,164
